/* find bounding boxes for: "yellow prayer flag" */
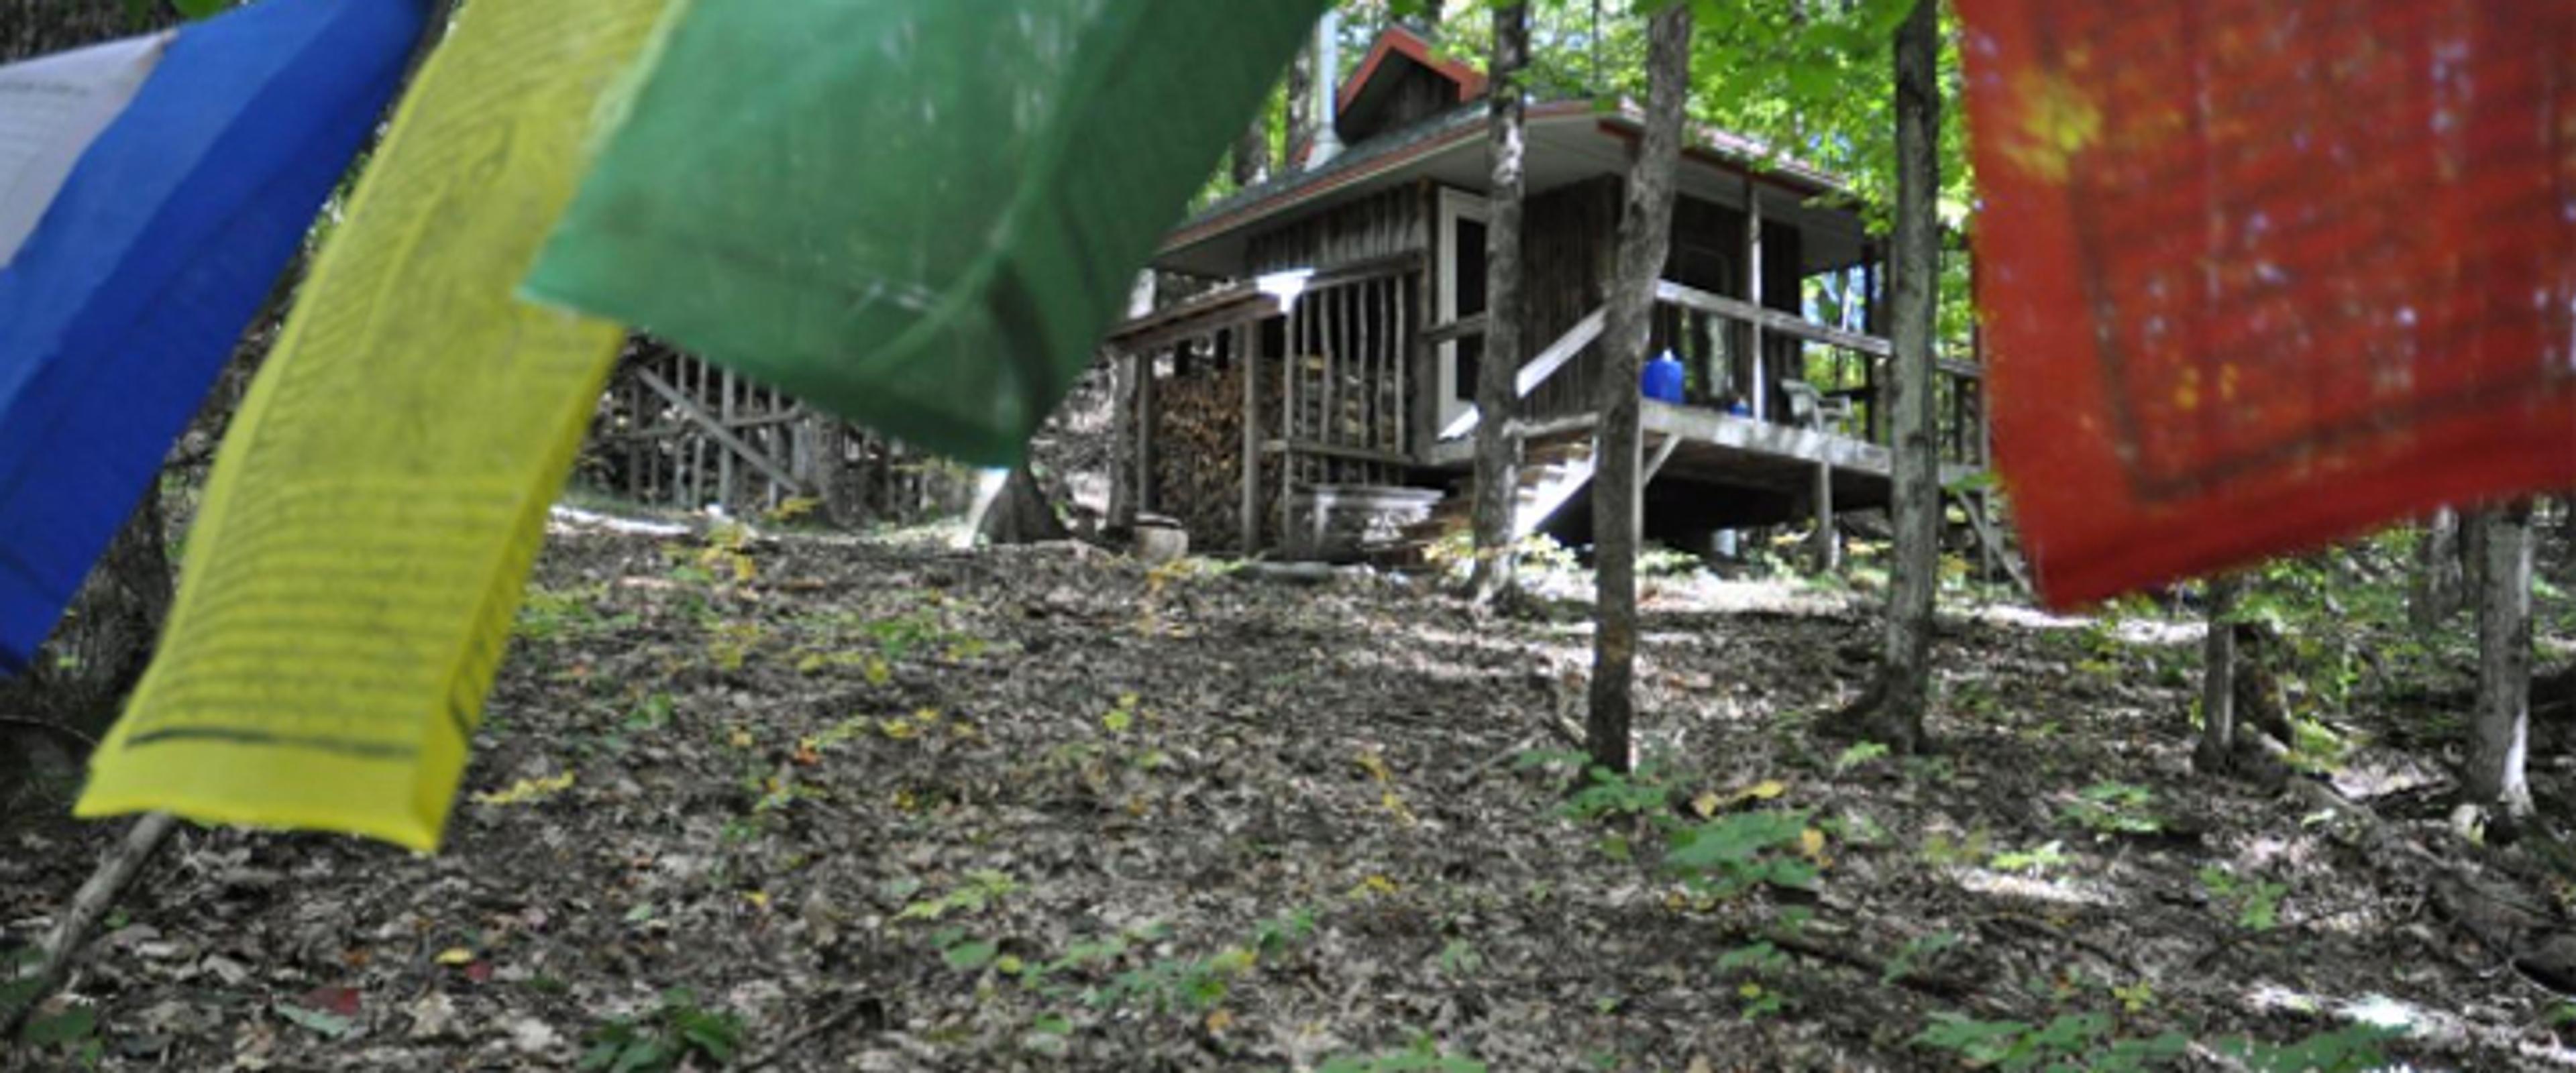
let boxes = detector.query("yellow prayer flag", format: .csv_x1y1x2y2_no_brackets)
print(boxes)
74,0,674,850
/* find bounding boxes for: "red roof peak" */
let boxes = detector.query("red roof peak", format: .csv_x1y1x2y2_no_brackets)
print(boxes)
1337,24,1486,115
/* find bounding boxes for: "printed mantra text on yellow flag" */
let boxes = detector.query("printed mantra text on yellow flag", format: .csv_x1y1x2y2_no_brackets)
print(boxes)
75,0,674,850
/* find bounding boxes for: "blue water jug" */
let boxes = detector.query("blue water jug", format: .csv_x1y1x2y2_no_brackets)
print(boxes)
1642,351,1686,403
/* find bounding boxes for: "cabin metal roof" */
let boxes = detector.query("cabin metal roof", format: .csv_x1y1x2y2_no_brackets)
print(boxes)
1157,25,1866,279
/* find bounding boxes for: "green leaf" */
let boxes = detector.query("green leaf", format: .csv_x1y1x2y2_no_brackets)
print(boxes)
611,1039,667,1073
1913,1013,2029,1060
172,0,235,18
678,1017,739,1061
20,1005,96,1047
943,940,999,971
274,1001,355,1039
1833,740,1890,773
1715,942,1777,972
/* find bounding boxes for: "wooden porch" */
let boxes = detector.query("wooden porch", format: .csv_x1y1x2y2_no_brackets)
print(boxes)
1106,252,1998,567
1410,276,1989,548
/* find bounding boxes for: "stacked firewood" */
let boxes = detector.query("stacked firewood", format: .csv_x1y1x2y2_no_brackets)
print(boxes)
1150,363,1245,552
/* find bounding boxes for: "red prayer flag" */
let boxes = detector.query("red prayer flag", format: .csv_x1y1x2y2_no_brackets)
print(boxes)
1957,0,2576,607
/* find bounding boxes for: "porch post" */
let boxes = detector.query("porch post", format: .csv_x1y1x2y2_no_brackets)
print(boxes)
1240,324,1263,553
1862,239,1884,443
1744,174,1766,422
1813,457,1838,572
1279,301,1299,549
1136,348,1158,515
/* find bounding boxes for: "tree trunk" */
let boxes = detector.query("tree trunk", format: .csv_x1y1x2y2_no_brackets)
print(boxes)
973,464,1069,546
1864,0,1942,753
2468,500,2535,829
1232,111,1271,188
1468,2,1529,605
1585,1,1690,775
2412,508,2465,630
1106,272,1155,534
2195,573,2239,775
1285,40,1315,169
0,495,170,735
2557,495,2576,581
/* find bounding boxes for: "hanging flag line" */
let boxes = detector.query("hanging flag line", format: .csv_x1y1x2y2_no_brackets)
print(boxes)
24,0,2568,848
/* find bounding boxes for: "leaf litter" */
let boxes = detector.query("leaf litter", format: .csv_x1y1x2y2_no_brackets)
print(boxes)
2,520,2570,1070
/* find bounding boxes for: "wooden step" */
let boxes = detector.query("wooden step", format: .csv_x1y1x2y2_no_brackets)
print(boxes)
1523,441,1593,467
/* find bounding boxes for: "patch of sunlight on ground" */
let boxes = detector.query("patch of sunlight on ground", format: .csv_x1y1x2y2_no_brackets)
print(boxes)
2245,982,2576,1069
1953,868,2121,909
1973,604,2205,646
2329,756,2449,802
549,504,692,537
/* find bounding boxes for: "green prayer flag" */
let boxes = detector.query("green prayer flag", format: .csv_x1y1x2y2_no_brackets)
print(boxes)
521,0,1328,465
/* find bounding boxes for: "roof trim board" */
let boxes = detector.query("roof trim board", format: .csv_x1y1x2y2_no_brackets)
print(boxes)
1163,103,1852,261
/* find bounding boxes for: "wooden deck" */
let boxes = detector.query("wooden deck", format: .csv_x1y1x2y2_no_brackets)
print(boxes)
1430,400,1982,529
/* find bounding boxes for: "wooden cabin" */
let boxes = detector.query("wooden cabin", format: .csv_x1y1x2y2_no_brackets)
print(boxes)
1107,25,1990,563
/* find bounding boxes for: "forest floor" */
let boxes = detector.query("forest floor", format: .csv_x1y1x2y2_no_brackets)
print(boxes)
6,510,2576,1071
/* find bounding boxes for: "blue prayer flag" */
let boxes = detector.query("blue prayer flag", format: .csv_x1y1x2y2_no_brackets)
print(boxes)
0,0,423,670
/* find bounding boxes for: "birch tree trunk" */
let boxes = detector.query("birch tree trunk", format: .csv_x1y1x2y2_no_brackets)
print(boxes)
2468,501,2535,828
1586,1,1690,775
1468,1,1529,604
1864,0,1942,754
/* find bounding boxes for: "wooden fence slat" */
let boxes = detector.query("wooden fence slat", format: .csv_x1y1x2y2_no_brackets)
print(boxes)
634,364,810,494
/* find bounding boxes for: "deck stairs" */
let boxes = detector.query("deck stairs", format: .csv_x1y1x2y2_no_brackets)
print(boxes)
1377,428,1674,563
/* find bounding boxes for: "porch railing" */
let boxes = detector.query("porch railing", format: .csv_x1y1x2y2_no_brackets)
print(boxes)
1426,278,1984,469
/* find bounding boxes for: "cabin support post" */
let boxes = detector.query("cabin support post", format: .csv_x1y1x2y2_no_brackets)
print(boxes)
1280,302,1299,549
623,373,642,502
684,358,702,508
1322,288,1339,453
1395,274,1411,458
1812,458,1838,573
1241,325,1263,553
1136,349,1158,516
718,368,737,509
1863,240,1883,443
1744,175,1766,422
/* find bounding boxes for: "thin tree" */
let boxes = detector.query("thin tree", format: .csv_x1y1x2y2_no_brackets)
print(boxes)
1232,103,1271,188
2410,507,2465,630
1468,1,1530,604
1586,0,1690,775
2468,500,2536,833
2194,573,2240,774
1285,37,1315,168
1860,0,1941,753
1106,271,1154,534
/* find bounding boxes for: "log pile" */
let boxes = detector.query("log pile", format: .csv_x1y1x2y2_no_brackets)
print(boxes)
1150,361,1246,553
